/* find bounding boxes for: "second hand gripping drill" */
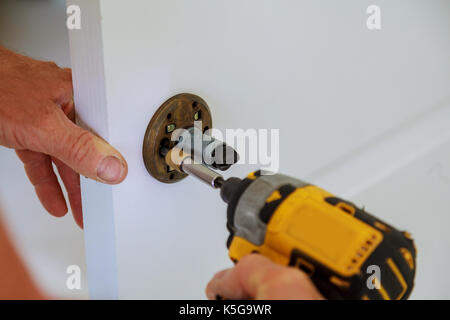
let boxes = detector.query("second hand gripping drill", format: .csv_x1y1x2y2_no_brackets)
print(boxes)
165,147,417,300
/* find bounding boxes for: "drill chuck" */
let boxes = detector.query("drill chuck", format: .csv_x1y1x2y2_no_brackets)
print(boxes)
165,146,225,188
219,178,243,204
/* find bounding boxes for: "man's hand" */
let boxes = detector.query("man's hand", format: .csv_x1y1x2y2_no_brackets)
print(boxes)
0,46,128,228
206,254,324,300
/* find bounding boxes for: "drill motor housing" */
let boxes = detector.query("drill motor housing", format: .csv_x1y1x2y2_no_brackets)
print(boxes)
222,171,416,300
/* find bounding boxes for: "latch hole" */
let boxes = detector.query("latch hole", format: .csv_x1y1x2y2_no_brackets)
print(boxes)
159,138,170,157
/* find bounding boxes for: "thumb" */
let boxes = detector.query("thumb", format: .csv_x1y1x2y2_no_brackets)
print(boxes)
43,114,128,184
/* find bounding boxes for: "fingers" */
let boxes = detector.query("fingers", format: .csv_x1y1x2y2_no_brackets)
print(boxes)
52,157,83,229
206,267,251,300
206,254,324,300
37,106,128,185
16,149,84,228
53,94,82,228
16,150,67,217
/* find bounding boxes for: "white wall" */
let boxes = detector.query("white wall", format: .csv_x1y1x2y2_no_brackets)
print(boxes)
76,0,448,299
0,0,88,299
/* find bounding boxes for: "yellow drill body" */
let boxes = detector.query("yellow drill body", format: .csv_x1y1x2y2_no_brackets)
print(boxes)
221,171,416,300
163,145,417,300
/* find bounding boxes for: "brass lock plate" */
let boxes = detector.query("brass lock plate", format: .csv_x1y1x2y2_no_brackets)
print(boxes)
142,93,213,183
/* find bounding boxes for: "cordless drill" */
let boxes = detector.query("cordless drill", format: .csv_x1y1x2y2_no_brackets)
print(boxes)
165,148,417,300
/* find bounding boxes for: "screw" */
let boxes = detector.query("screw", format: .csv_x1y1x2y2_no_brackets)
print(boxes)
166,123,176,133
194,110,202,121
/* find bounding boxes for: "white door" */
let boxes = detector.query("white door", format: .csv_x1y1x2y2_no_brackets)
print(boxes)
67,0,450,299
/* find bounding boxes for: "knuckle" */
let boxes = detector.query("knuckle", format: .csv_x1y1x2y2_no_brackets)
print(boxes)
69,131,95,164
238,253,265,268
234,254,271,277
259,266,296,284
54,82,73,99
263,271,294,292
59,78,73,90
63,68,72,79
45,61,58,69
271,268,308,287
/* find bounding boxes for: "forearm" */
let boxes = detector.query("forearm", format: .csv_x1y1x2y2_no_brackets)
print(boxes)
0,212,45,299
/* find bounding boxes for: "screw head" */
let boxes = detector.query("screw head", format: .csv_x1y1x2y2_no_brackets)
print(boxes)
166,123,176,133
194,109,202,121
